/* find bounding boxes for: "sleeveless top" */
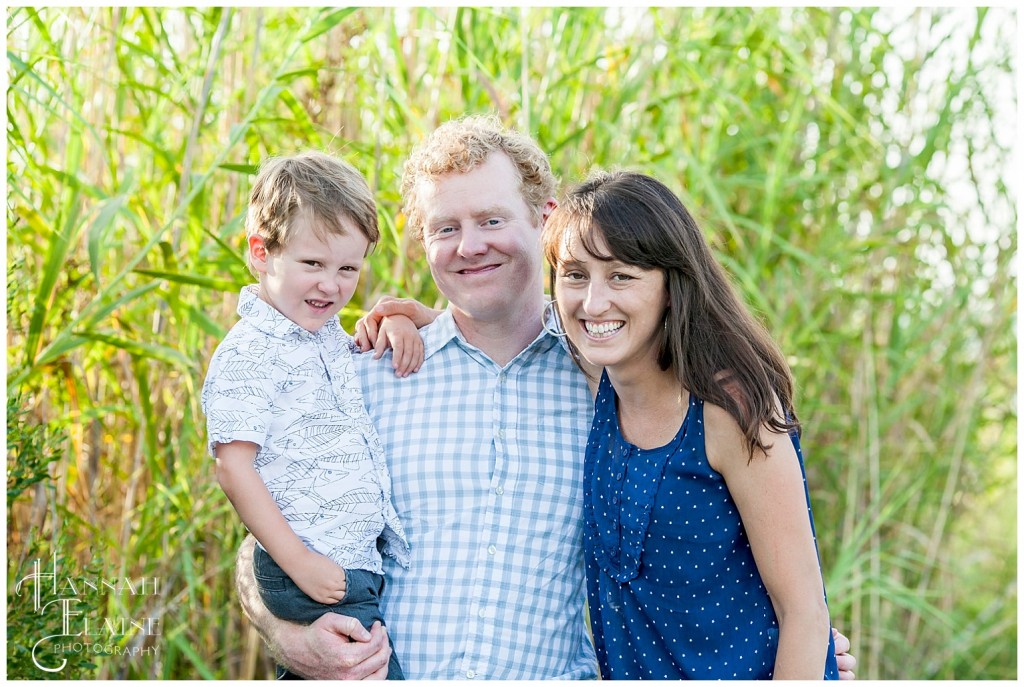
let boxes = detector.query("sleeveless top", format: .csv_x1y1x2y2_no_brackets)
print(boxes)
583,371,839,679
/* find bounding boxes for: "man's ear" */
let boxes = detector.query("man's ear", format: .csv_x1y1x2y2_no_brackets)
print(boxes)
540,198,558,226
248,235,270,274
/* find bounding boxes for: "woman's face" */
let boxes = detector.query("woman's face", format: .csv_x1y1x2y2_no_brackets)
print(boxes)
553,228,669,375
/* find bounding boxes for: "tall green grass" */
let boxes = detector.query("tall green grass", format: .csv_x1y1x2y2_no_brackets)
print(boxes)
6,6,1016,679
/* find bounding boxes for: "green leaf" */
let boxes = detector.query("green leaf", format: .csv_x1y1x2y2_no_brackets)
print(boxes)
87,194,129,281
301,8,358,43
132,268,240,292
75,330,196,370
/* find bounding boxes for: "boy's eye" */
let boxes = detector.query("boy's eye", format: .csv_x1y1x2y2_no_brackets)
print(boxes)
302,260,321,268
561,270,586,281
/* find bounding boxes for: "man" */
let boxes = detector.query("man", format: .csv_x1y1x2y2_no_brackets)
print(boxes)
236,115,856,679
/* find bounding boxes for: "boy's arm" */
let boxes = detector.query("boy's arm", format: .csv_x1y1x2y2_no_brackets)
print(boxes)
235,536,391,679
375,315,423,378
215,440,347,604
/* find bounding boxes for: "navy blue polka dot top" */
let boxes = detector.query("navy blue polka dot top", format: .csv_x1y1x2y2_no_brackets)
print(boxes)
583,371,839,680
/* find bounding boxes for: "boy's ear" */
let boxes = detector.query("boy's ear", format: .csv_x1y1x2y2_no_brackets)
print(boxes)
248,235,270,274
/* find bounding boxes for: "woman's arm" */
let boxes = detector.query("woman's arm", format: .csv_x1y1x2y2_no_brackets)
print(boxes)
354,296,443,353
705,403,832,679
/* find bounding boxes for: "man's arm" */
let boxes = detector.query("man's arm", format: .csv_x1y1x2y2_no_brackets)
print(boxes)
235,535,391,679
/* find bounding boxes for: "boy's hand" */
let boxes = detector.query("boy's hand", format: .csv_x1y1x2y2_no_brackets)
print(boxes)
355,296,441,351
377,315,424,377
287,550,348,605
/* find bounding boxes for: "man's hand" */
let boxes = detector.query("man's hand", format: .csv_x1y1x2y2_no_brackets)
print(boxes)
833,627,857,680
282,616,391,680
235,535,391,679
284,550,348,605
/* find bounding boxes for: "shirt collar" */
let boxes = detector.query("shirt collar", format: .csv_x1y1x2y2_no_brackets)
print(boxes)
542,298,575,356
236,284,340,341
421,305,562,364
420,308,462,360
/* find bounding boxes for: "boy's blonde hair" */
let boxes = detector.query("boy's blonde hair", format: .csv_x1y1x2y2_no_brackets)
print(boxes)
400,114,557,240
245,152,378,272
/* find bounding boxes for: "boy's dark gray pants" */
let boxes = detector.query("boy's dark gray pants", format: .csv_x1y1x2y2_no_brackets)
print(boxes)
253,546,404,680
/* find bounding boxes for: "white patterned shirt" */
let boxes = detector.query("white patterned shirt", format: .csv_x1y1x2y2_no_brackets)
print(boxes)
356,309,598,680
202,285,409,573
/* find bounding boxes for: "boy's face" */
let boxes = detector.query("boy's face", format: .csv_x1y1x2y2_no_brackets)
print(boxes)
249,214,369,333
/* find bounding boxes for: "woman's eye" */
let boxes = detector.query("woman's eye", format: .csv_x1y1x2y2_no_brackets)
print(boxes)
611,273,634,282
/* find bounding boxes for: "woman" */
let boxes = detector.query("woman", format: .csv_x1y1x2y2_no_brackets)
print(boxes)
542,170,839,679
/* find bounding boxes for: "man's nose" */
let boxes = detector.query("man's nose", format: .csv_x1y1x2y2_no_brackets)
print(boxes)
458,226,488,257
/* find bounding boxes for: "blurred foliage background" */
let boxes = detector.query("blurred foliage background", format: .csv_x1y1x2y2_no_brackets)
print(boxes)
5,6,1016,680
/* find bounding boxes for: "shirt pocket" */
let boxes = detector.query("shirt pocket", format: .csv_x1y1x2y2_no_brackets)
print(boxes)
515,414,585,522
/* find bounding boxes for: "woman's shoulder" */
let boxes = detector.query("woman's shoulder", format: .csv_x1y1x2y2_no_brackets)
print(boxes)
702,373,750,473
702,401,746,446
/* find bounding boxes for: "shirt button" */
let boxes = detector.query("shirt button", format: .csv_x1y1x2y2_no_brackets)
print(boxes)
616,472,624,480
487,545,497,555
478,608,487,618
497,372,506,383
496,428,505,440
619,445,629,457
466,670,476,679
611,495,619,505
495,486,504,495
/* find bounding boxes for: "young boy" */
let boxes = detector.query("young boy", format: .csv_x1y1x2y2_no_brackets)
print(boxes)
201,152,415,680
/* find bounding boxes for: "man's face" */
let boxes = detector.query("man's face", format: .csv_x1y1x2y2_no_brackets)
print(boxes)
418,152,547,324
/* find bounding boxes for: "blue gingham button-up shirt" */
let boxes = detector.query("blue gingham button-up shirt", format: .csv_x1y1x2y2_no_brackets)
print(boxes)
355,309,597,679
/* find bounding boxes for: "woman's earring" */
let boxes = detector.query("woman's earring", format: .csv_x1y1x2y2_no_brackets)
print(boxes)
542,299,567,338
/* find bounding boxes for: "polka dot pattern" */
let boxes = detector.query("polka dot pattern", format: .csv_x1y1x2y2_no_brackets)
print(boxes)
583,372,839,680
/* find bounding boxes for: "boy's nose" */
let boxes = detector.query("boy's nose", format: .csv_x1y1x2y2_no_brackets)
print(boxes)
318,277,341,294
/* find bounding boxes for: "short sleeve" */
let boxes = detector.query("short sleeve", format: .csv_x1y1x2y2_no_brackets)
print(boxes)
200,329,278,456
337,328,359,354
